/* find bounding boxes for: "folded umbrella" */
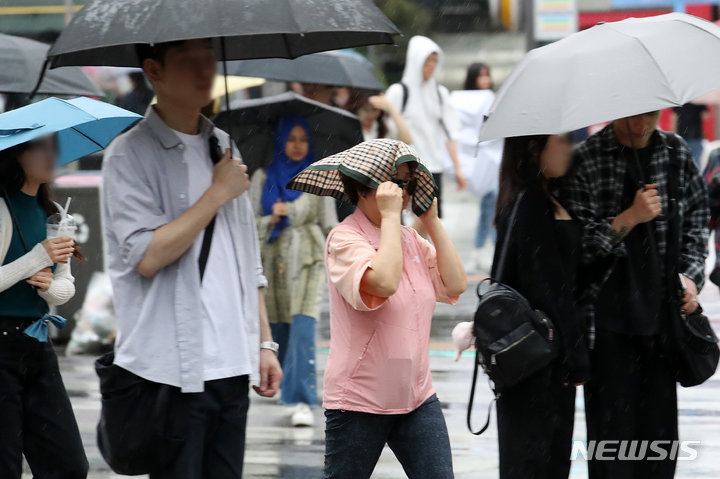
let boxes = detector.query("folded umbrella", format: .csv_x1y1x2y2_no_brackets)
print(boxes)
0,96,142,166
287,138,438,216
0,33,102,97
478,13,720,141
214,92,364,174
225,50,383,90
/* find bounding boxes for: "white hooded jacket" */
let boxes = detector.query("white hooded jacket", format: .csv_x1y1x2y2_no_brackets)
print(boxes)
386,36,459,174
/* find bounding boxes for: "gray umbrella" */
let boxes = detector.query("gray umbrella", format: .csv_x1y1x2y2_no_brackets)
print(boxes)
0,33,101,97
225,51,383,90
45,0,399,68
214,92,363,175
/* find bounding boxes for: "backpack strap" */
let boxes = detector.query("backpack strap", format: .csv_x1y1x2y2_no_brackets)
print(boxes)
400,82,409,113
467,349,499,435
492,190,525,285
437,86,451,141
466,191,525,436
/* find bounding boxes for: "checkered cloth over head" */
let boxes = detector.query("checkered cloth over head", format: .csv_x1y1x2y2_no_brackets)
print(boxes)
286,138,438,216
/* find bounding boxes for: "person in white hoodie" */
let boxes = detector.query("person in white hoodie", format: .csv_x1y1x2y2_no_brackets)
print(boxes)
386,36,466,231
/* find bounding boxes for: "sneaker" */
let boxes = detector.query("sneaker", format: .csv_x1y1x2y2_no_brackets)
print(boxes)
291,403,314,427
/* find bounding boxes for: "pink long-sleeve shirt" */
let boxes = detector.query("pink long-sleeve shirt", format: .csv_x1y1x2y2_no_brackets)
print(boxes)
323,208,459,414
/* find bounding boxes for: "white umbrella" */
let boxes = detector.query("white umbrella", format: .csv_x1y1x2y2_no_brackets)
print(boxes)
479,13,720,141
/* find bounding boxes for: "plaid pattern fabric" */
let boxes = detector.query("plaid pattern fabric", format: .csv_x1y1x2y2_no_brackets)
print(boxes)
558,125,709,290
704,148,720,230
703,148,720,283
286,138,438,216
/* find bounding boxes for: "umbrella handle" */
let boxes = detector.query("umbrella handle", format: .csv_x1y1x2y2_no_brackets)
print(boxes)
29,59,49,100
221,38,230,114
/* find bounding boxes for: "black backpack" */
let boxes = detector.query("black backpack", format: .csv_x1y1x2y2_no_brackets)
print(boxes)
466,191,558,435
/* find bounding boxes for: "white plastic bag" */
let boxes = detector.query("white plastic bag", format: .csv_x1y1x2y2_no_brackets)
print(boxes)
66,272,116,355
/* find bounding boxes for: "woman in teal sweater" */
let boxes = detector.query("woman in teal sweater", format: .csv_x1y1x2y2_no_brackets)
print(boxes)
0,135,89,478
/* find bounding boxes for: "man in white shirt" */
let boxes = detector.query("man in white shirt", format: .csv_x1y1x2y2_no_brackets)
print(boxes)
102,38,282,479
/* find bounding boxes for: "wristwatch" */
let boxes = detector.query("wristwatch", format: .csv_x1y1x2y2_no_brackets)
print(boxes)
260,341,280,354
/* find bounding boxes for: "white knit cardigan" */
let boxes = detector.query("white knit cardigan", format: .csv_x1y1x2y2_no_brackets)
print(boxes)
0,198,75,306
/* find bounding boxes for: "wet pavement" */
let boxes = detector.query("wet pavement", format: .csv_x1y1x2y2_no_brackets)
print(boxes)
24,184,720,478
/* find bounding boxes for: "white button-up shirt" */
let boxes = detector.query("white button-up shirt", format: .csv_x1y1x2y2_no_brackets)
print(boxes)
102,107,267,393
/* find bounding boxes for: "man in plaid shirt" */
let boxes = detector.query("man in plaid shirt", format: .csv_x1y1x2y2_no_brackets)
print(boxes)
558,111,709,478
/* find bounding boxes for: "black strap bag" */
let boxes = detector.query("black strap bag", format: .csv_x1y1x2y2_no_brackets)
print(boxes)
663,134,719,388
466,191,558,435
96,135,223,474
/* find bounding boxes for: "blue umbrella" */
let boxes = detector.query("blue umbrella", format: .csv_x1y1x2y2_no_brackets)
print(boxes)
0,96,141,166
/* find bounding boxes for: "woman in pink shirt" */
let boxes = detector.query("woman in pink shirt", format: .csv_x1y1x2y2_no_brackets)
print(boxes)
318,143,467,479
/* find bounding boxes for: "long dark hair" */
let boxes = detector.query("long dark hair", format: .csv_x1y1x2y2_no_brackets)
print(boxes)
494,135,551,224
0,138,87,262
0,139,58,217
344,89,389,139
464,62,492,91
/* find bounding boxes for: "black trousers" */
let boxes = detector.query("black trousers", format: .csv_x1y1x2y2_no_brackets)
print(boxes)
149,375,250,479
0,318,88,479
585,330,678,479
497,361,576,479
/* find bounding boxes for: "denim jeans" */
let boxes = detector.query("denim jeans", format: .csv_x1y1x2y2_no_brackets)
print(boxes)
270,315,319,406
475,190,498,248
323,394,454,479
686,138,703,167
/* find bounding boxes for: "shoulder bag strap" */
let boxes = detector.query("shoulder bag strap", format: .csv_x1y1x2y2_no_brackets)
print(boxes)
198,134,223,281
663,132,684,297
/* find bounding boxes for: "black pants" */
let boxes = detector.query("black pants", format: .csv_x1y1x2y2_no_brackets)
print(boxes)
585,330,678,479
497,361,576,479
0,318,88,479
149,375,250,479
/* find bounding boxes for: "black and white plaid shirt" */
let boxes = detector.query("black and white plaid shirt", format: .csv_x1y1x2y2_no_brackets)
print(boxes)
558,124,709,290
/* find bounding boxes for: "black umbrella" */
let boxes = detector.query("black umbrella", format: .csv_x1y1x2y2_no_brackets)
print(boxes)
214,92,363,175
0,33,102,97
225,51,383,90
44,0,398,68
38,0,397,112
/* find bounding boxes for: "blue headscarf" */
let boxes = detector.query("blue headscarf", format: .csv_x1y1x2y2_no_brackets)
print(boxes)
261,115,316,242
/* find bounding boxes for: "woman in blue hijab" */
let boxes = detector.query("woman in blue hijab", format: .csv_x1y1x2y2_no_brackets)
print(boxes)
250,115,337,427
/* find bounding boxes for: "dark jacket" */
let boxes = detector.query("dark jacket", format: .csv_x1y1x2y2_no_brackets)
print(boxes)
491,184,590,384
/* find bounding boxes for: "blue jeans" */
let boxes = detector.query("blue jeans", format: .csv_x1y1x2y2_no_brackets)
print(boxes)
323,394,454,479
687,138,703,167
269,315,319,407
475,190,498,248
